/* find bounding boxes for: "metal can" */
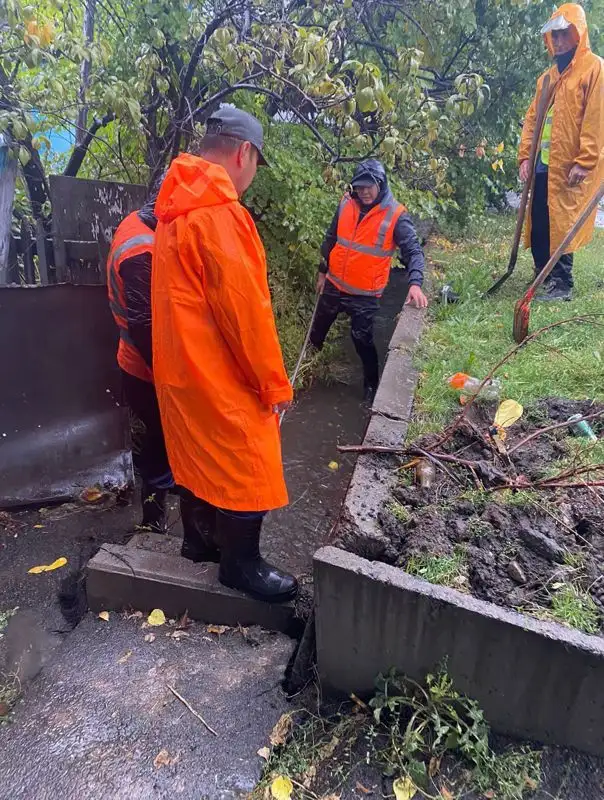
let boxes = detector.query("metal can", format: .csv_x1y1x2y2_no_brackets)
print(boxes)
440,285,460,305
567,413,598,442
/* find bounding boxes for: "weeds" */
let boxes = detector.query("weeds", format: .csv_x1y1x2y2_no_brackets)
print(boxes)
369,669,541,799
406,548,467,588
549,584,600,635
0,607,18,638
467,516,493,537
0,672,21,722
457,488,489,512
388,501,412,524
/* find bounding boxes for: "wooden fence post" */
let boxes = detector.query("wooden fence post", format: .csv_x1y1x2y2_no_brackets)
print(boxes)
0,134,18,285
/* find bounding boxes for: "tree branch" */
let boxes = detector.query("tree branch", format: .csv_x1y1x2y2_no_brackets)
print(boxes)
63,112,116,177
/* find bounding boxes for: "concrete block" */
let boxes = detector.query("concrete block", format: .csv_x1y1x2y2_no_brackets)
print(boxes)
386,305,425,352
314,545,604,756
87,543,294,633
372,348,418,421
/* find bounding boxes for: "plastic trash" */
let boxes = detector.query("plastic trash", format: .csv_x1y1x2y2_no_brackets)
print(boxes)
568,413,598,442
440,285,460,305
415,458,436,488
448,372,501,402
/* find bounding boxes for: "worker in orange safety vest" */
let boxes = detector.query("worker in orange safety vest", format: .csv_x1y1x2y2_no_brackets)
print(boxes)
108,193,208,550
152,106,297,602
310,159,428,404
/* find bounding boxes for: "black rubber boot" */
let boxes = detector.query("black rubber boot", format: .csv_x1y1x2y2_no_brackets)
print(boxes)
180,492,220,563
217,512,298,603
140,484,168,532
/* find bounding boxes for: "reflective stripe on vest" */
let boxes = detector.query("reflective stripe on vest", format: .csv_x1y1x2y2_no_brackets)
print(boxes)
335,197,398,258
326,271,383,297
541,110,554,166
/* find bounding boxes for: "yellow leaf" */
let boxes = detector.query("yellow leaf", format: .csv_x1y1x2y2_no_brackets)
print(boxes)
257,746,270,761
393,776,417,800
271,776,293,800
33,524,44,529
80,486,105,503
440,788,454,800
28,557,67,574
328,461,339,471
98,611,110,621
494,399,523,429
495,141,504,153
270,712,293,747
118,650,132,664
147,608,166,626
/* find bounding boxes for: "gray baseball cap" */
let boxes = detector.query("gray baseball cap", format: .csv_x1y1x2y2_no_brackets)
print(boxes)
206,106,269,166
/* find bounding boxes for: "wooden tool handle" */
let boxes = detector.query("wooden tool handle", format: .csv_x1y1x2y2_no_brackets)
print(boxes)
507,75,553,270
526,180,604,299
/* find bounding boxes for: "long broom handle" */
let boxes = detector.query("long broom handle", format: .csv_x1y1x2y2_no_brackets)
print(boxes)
508,75,554,270
279,288,323,425
524,180,604,300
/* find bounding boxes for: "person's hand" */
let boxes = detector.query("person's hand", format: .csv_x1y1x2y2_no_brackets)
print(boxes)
568,164,589,187
405,285,428,309
316,272,326,294
519,159,530,183
272,400,292,415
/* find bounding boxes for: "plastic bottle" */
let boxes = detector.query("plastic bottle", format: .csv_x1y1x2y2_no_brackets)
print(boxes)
448,372,501,402
567,413,598,442
415,458,436,489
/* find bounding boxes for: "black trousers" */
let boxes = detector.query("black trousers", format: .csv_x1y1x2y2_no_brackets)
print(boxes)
310,280,380,389
121,370,174,491
531,172,574,289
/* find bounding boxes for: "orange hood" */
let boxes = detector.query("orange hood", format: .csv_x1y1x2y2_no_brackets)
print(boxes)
543,3,591,59
155,154,238,222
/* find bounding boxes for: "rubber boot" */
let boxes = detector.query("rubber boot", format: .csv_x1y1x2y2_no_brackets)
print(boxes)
180,492,220,563
140,484,168,532
217,512,298,603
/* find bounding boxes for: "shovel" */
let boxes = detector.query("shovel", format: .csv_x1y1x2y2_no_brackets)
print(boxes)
485,74,553,297
512,180,604,343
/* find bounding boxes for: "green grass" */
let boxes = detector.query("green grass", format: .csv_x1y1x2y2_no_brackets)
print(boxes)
388,500,412,523
406,547,467,588
549,584,600,635
414,219,604,432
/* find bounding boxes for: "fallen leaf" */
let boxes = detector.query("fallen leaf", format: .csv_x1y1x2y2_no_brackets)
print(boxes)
328,460,339,471
257,746,270,761
207,624,230,635
176,610,190,630
33,524,44,529
350,693,368,710
393,776,417,800
271,776,293,800
525,777,538,791
28,557,67,574
80,486,105,504
440,787,454,800
355,782,373,794
98,611,110,622
118,650,132,664
429,756,441,778
153,748,178,768
125,610,143,620
269,712,293,747
167,630,190,640
147,608,166,626
144,633,156,642
0,702,9,717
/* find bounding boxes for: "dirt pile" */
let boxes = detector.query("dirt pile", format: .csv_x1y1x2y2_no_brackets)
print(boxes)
378,399,604,634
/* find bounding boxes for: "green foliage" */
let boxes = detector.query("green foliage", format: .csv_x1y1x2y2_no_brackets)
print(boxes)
370,669,541,799
406,547,467,588
388,501,412,524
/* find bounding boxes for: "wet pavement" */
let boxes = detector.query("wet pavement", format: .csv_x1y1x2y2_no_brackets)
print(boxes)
0,273,409,799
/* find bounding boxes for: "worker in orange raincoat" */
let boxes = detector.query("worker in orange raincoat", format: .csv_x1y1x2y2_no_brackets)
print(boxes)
152,107,297,602
519,3,604,301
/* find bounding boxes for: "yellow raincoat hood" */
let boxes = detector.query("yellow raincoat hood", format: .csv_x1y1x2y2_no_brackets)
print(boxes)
519,3,604,256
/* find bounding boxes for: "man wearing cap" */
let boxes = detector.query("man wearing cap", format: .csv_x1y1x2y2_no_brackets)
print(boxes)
310,159,428,403
152,106,297,603
519,3,603,302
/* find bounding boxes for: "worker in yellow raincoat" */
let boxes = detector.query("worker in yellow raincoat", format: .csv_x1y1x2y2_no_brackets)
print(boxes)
519,3,603,301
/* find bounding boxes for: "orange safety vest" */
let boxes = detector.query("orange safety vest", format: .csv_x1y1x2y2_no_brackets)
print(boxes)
327,193,406,297
107,211,154,383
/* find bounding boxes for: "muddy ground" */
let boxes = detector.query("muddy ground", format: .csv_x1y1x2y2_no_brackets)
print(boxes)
378,398,604,633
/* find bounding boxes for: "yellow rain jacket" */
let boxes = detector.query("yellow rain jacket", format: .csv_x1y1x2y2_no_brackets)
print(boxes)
519,3,604,255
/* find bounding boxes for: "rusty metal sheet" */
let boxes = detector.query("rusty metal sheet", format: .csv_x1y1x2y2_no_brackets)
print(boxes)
0,284,133,508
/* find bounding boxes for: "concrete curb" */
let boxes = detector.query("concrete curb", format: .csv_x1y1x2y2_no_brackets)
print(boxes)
87,541,295,633
336,304,426,561
314,546,604,756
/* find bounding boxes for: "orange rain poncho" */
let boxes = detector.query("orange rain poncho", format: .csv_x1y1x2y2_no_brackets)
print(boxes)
519,3,604,255
151,155,292,512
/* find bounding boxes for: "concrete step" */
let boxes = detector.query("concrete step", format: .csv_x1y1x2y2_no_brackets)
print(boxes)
87,533,295,633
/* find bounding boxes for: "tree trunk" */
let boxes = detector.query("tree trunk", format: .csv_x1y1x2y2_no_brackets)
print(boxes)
0,135,18,284
76,0,97,145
